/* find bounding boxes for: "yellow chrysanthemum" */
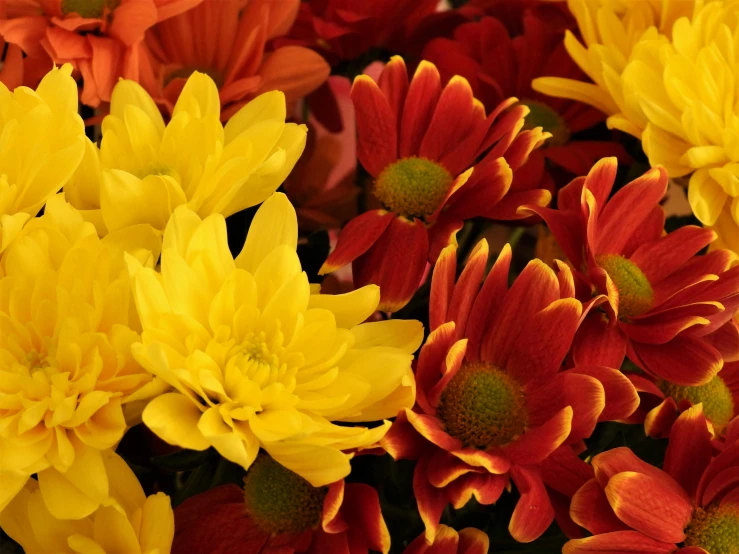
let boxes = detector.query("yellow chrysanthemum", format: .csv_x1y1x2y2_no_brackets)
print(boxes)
0,449,174,554
0,64,85,253
128,193,423,487
65,71,307,238
0,195,163,518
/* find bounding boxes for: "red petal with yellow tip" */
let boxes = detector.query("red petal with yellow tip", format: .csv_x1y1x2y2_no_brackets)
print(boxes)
700,464,739,508
593,447,688,499
501,129,545,172
621,206,666,258
400,61,442,158
413,455,448,542
320,210,395,274
427,450,477,488
582,157,618,213
630,336,722,386
446,472,507,509
707,321,739,362
450,447,511,475
484,189,552,221
477,104,527,158
427,213,465,264
382,410,429,461
351,75,398,177
404,525,459,554
415,322,457,414
644,397,678,438
522,204,585,269
570,479,630,535
509,466,555,543
427,339,467,406
458,528,490,554
418,76,477,160
664,406,712,500
378,56,409,129
322,481,347,534
696,440,739,507
619,305,717,345
604,472,692,543
569,366,639,422
406,411,462,452
503,407,573,465
446,240,489,340
540,446,594,498
430,244,458,332
445,157,512,221
563,531,678,554
353,216,429,312
342,483,390,554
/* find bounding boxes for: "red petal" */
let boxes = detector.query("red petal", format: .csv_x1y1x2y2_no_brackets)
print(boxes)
427,213,465,263
415,322,457,414
429,244,457,332
621,205,666,258
696,441,739,507
570,366,639,422
351,75,398,177
570,479,630,535
426,450,477,488
400,61,442,158
446,473,507,509
445,157,512,221
664,405,712,500
382,410,428,460
413,455,449,542
378,56,409,131
503,406,573,465
540,445,594,498
630,336,722,386
563,531,679,554
644,397,679,438
509,466,555,543
485,189,552,220
449,447,511,474
447,240,489,340
322,481,347,534
619,305,717,345
521,204,585,270
582,157,619,215
407,411,462,452
458,528,490,554
320,210,395,273
342,483,390,554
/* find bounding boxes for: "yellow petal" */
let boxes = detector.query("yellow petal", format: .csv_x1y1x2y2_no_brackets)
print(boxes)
351,319,424,353
224,90,287,144
236,192,298,273
172,71,221,120
142,393,210,451
137,492,174,554
689,169,729,226
307,285,380,329
93,505,141,554
262,442,352,487
0,469,29,513
109,79,165,135
197,406,259,469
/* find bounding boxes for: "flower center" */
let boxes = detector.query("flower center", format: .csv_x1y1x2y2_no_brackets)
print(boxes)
61,0,120,18
374,157,453,219
596,254,654,318
521,100,570,147
437,362,527,449
659,375,735,435
23,350,49,374
685,504,739,554
227,331,288,387
243,453,327,535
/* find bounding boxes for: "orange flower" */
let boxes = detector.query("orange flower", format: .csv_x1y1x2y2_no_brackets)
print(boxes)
403,525,489,554
564,406,739,554
140,0,330,119
171,454,389,554
0,0,200,106
320,57,550,312
382,239,632,543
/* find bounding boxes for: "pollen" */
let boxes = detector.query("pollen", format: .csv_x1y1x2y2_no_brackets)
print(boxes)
243,453,327,535
596,254,654,318
61,0,120,18
374,157,453,219
437,362,527,449
685,504,739,554
521,100,570,147
659,375,735,435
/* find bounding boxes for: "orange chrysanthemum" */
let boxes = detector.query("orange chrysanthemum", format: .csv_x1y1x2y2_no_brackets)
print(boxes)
382,239,636,543
564,406,739,554
320,56,550,312
0,0,200,106
140,0,330,119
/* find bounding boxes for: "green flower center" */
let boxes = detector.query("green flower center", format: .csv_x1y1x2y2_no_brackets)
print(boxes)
685,504,739,554
437,362,527,449
243,454,327,535
521,100,570,147
596,254,654,318
374,157,453,219
61,0,120,18
659,375,735,435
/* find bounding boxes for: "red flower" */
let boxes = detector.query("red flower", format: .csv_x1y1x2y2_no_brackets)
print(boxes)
564,405,739,553
464,0,572,35
382,239,631,543
422,15,630,192
403,525,489,554
172,454,389,554
528,157,739,387
319,57,550,312
0,0,200,106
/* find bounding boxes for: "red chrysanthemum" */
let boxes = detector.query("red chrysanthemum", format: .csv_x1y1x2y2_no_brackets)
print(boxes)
172,454,389,554
0,0,199,106
382,239,637,543
527,157,739,387
422,15,630,192
404,525,489,554
319,56,550,312
565,405,739,553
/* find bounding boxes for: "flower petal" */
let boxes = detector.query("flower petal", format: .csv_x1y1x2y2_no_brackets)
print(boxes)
351,75,398,177
509,466,555,543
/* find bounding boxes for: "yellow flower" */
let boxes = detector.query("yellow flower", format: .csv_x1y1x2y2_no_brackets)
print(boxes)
128,193,423,487
0,449,174,554
0,195,163,518
66,71,307,237
0,64,85,253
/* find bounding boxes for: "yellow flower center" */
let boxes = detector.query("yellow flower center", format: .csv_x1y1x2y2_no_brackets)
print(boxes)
685,504,739,554
374,157,453,219
61,0,120,18
521,100,570,147
243,454,327,535
659,376,735,435
596,254,654,318
227,331,289,388
437,362,527,449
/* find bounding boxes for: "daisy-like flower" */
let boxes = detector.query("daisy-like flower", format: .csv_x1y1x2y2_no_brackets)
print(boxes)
127,192,423,487
172,453,389,554
527,157,739,387
0,195,162,518
140,0,329,120
0,0,200,107
404,525,489,554
65,70,306,238
422,15,629,191
319,57,551,312
564,405,739,554
0,449,174,553
0,63,85,254
382,239,633,543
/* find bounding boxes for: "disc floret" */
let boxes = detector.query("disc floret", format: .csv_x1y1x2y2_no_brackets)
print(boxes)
596,254,654,318
374,157,453,219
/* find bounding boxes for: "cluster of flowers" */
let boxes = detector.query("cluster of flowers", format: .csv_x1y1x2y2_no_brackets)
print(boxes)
0,1,738,553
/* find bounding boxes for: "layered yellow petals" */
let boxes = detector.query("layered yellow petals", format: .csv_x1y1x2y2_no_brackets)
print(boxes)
66,71,307,240
0,450,174,554
129,193,422,487
0,64,85,253
0,196,162,517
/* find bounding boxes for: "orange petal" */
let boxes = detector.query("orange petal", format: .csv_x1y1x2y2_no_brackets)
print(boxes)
664,405,712,500
563,531,678,554
109,0,157,46
644,397,679,438
631,336,722,387
258,46,330,103
446,472,507,509
429,243,457,332
569,366,639,422
509,466,555,543
570,478,630,535
457,527,490,554
503,406,573,466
